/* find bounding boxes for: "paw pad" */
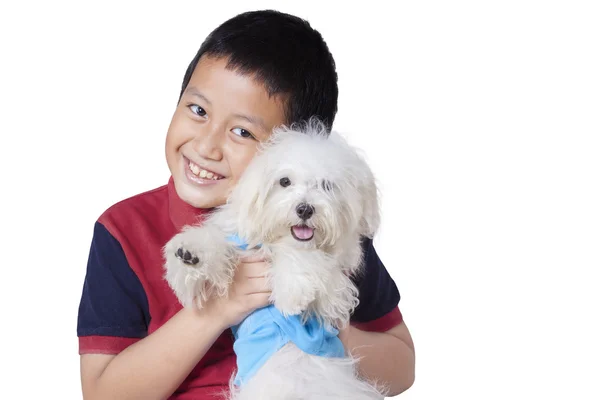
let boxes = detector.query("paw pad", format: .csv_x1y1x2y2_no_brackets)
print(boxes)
176,248,199,265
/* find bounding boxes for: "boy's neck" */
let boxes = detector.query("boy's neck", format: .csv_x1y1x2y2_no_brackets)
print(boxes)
168,177,210,230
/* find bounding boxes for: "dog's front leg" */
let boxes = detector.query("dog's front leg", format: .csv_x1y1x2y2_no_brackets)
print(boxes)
269,250,326,317
163,222,237,308
310,267,360,330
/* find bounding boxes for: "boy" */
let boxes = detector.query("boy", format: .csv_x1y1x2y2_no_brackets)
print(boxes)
77,10,415,399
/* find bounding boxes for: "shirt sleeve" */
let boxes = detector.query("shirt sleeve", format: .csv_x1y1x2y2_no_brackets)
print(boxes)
350,238,403,332
77,222,150,354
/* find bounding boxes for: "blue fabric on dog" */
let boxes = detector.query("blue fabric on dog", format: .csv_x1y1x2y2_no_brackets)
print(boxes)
226,233,256,250
227,234,345,387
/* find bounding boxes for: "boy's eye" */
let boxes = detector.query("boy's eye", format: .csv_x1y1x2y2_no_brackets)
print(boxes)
232,128,255,140
188,104,207,117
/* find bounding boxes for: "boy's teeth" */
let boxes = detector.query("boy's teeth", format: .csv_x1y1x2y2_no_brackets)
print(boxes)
189,163,200,175
189,161,223,179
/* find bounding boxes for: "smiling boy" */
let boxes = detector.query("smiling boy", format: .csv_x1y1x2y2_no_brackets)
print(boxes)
77,10,415,399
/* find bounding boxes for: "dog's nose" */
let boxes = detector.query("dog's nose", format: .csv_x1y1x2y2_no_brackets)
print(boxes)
296,203,315,220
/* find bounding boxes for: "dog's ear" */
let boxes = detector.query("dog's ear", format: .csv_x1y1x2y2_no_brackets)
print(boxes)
359,175,381,238
350,142,380,238
330,131,381,238
227,149,271,244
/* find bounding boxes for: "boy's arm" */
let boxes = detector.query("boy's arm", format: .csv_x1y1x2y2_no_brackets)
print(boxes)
338,319,415,396
79,238,271,400
347,239,415,395
81,306,224,400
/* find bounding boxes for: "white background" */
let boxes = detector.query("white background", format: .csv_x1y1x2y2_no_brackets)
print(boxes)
1,1,599,399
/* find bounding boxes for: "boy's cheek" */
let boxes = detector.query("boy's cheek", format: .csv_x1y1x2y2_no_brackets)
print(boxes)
166,112,196,147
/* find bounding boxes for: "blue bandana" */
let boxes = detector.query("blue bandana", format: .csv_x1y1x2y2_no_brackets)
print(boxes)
227,234,345,387
226,234,256,251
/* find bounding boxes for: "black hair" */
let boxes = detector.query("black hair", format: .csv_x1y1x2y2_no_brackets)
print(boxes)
179,10,338,131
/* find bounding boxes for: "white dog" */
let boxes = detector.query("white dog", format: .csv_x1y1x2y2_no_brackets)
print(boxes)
163,120,386,399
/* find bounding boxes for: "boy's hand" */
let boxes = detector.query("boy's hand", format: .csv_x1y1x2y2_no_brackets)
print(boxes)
203,253,271,329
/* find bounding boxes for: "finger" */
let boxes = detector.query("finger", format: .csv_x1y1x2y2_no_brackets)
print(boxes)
239,252,267,263
237,261,270,278
237,277,271,295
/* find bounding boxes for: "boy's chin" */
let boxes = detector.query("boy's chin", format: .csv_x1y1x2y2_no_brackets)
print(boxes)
175,179,226,209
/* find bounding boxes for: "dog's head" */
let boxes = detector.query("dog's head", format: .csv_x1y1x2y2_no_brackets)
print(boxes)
227,119,380,253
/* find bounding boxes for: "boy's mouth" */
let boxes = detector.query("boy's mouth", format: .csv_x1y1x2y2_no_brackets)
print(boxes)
186,158,225,180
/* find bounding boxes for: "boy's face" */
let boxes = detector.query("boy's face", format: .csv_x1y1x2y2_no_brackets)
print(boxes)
166,56,287,208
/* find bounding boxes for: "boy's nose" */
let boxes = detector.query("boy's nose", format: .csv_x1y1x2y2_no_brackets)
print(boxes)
193,128,224,161
296,203,315,220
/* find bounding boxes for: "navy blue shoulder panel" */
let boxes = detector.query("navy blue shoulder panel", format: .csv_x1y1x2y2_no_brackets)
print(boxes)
351,238,401,323
77,221,150,338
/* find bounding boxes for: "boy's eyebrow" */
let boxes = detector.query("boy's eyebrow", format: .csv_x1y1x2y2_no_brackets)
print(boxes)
184,87,212,105
232,113,268,132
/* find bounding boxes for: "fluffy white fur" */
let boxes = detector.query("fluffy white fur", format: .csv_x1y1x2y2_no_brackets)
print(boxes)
163,120,386,399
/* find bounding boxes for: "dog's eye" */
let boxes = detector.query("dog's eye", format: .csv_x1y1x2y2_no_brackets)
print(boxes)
280,177,291,187
321,180,334,191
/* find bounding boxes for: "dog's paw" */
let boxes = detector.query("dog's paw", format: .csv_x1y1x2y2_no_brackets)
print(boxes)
164,228,210,271
175,247,200,266
163,226,238,308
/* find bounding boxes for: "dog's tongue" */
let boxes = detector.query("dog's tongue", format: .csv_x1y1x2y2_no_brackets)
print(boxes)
292,225,314,240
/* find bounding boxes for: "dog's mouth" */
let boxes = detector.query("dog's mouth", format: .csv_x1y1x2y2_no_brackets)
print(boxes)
291,225,314,241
